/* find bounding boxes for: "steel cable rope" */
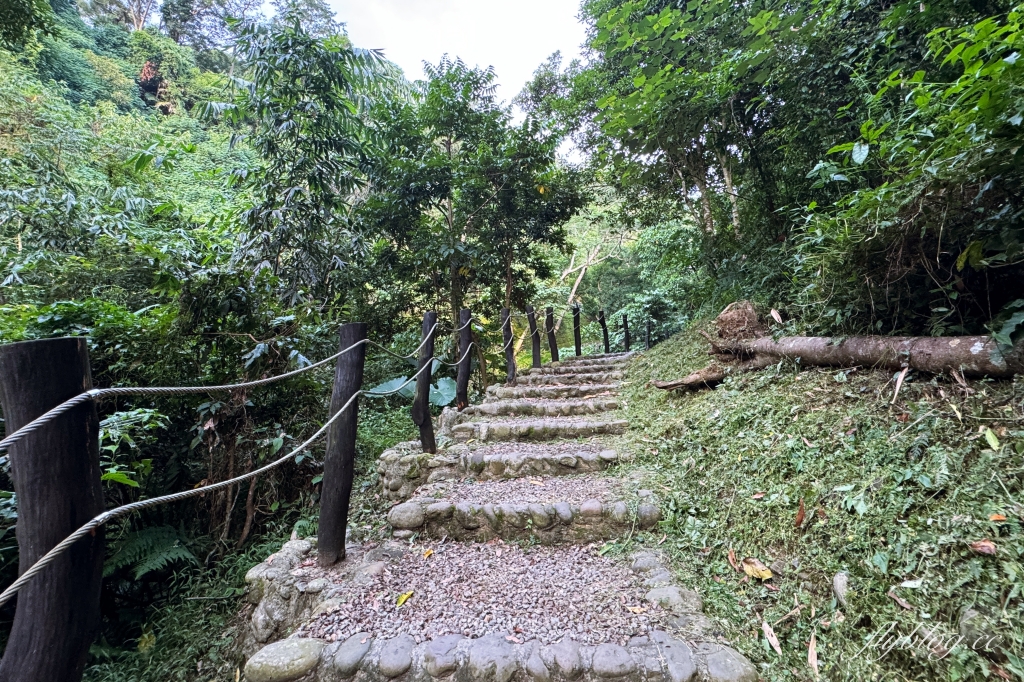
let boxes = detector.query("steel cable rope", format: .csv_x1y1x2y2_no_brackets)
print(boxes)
366,321,443,362
0,325,444,453
437,342,474,368
0,356,438,609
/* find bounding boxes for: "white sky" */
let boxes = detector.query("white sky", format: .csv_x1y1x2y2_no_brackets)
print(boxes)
328,0,588,105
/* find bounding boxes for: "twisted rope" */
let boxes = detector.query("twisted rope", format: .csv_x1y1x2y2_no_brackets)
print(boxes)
0,355,438,608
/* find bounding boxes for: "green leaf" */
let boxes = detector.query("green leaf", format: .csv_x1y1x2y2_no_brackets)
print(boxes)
101,471,139,487
429,377,457,406
984,428,1001,450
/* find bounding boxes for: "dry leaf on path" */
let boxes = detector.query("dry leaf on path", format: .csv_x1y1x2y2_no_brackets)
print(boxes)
627,606,647,614
771,309,784,324
795,498,806,528
989,514,1007,522
752,492,766,499
423,549,434,559
802,437,814,448
990,664,1012,680
396,591,414,607
808,631,819,679
970,539,997,555
891,366,909,404
742,557,773,581
762,621,782,655
887,590,912,610
727,549,741,572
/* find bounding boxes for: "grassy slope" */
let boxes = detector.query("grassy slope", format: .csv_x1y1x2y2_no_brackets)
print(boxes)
614,322,1023,681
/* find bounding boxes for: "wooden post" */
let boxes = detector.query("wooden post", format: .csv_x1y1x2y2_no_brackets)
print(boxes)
501,308,516,385
646,318,652,350
411,311,437,453
456,308,472,410
526,305,541,368
598,310,610,354
317,323,366,566
0,338,104,682
623,314,631,352
572,304,582,357
545,307,559,363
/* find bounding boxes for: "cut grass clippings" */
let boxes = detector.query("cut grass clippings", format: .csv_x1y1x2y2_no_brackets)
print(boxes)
613,321,1024,681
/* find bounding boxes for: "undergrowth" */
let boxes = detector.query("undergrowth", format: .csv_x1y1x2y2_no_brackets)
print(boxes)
616,322,1024,681
83,404,415,682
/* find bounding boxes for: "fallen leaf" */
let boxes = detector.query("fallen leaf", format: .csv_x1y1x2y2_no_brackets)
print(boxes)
771,308,784,324
742,557,773,581
802,437,814,448
727,549,741,572
795,498,806,528
658,534,667,545
627,606,647,614
396,590,414,607
820,619,831,629
970,539,997,555
752,492,766,499
808,631,819,679
984,428,1002,450
506,635,522,644
989,514,1007,522
765,583,780,592
891,366,909,404
528,479,545,486
774,605,803,626
887,590,912,610
762,621,782,655
423,549,434,559
896,412,910,423
713,576,724,583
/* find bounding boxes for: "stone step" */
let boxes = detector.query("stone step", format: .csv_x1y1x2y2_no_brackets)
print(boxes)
521,364,626,376
378,442,623,501
451,417,628,442
485,383,620,401
386,491,661,543
516,371,623,386
459,398,620,418
557,351,635,365
243,539,758,682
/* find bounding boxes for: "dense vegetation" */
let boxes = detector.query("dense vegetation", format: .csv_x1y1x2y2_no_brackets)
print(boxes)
0,0,1022,679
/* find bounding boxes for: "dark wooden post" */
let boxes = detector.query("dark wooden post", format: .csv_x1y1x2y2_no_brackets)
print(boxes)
572,304,582,357
623,314,631,352
526,305,541,368
411,311,437,453
646,318,652,350
598,310,610,353
0,338,104,682
456,308,472,410
545,307,559,363
501,308,516,385
318,323,366,566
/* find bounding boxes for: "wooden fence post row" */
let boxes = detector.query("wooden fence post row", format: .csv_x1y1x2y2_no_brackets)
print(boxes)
526,306,541,369
456,308,472,411
411,311,438,454
598,310,610,354
545,307,559,363
318,322,367,566
501,308,516,385
623,314,630,352
646,318,652,350
0,338,105,682
572,304,582,357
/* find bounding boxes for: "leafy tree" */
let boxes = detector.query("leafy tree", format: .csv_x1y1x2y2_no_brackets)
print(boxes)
208,12,393,303
0,0,53,47
360,56,587,330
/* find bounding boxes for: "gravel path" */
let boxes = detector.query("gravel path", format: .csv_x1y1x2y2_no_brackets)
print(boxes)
300,542,668,645
414,475,619,505
464,442,611,458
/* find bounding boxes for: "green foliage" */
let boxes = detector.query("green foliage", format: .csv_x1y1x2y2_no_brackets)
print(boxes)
0,0,53,47
104,526,198,580
620,322,1024,680
562,0,1024,334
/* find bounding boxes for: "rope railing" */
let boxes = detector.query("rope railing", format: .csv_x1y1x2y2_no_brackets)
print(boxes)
0,350,439,609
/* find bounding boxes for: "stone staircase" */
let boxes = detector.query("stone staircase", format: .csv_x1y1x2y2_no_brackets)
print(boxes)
239,352,758,682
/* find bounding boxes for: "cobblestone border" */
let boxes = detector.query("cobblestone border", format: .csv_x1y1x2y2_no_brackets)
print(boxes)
242,540,757,682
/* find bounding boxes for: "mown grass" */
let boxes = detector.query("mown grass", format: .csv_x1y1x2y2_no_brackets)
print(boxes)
614,322,1024,681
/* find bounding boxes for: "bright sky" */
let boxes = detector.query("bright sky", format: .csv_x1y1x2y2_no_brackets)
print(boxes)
328,0,589,105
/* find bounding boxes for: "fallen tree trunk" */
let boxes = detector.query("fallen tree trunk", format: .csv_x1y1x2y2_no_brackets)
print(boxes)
652,301,1024,390
714,335,1024,378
